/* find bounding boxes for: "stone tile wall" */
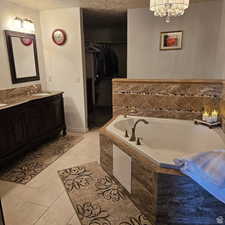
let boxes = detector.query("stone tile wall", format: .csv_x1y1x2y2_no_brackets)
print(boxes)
0,84,42,102
113,79,222,121
220,82,225,132
99,132,157,224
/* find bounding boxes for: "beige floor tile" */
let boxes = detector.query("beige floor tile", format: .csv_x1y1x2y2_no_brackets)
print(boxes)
0,180,23,198
1,130,101,225
34,192,75,225
15,180,64,206
4,201,47,225
67,214,81,225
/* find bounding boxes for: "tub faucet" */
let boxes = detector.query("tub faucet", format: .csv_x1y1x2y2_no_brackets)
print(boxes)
129,119,149,142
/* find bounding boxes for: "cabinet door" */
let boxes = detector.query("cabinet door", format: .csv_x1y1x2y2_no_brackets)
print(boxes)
8,107,27,149
0,106,27,157
41,96,64,133
26,101,44,139
26,95,64,138
113,144,132,193
0,110,13,156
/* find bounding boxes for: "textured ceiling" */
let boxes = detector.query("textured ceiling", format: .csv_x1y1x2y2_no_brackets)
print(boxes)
6,0,215,11
83,9,127,27
7,0,147,10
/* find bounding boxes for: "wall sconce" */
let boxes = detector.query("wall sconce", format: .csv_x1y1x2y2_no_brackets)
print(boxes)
23,18,35,33
12,17,23,31
10,17,35,33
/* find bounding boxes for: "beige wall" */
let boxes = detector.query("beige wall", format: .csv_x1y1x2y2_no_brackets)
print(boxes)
127,1,223,79
40,8,88,132
0,0,46,89
216,0,225,79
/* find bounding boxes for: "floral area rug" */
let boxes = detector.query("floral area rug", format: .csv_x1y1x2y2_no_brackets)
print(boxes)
58,162,151,225
0,134,83,184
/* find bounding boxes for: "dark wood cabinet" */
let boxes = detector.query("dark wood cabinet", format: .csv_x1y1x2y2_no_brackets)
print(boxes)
0,200,5,225
0,93,66,166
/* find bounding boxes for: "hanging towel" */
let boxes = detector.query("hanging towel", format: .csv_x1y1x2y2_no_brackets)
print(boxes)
174,149,225,203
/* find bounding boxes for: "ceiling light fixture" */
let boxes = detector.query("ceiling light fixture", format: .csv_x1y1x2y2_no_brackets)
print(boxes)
149,0,189,23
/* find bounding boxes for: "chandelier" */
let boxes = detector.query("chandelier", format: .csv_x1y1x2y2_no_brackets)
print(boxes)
149,0,189,23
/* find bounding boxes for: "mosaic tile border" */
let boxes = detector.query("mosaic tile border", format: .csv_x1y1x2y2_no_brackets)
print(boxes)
113,79,223,123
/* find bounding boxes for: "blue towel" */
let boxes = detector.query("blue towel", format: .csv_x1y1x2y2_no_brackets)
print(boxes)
174,149,225,204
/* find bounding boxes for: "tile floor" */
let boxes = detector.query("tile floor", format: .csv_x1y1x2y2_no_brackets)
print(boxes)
0,130,100,225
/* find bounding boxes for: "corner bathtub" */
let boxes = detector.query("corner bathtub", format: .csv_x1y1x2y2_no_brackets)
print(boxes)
106,115,225,168
100,115,225,225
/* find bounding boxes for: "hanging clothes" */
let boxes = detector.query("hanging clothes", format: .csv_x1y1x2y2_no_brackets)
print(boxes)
102,46,119,77
95,45,119,80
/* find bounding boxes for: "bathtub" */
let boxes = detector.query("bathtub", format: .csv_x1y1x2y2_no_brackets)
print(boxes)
106,115,225,168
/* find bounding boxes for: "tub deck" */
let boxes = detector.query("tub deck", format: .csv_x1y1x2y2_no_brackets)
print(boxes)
100,116,225,225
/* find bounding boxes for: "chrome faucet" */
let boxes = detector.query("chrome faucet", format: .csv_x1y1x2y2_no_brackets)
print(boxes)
129,119,149,142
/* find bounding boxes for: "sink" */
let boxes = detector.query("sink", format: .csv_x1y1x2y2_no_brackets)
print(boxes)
32,92,52,96
0,103,7,107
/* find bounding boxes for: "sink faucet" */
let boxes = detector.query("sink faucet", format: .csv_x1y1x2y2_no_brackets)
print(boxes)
129,119,149,142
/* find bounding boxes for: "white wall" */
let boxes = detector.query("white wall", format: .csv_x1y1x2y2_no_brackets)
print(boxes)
127,1,223,79
0,0,46,89
40,8,88,132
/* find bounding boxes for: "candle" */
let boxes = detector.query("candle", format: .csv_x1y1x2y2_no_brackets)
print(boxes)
202,111,209,122
211,110,218,123
206,116,213,124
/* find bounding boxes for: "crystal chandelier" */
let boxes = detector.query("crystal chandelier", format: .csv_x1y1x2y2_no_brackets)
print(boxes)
150,0,189,23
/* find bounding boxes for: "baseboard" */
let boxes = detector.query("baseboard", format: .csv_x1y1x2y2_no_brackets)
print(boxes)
68,127,89,133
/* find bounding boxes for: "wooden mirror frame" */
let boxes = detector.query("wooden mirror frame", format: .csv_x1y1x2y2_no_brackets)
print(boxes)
5,30,40,84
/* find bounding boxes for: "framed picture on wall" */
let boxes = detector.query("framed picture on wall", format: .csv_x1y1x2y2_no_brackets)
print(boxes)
160,31,183,50
52,29,67,46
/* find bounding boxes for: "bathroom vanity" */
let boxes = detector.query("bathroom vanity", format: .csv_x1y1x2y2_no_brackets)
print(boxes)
0,92,66,166
100,115,225,225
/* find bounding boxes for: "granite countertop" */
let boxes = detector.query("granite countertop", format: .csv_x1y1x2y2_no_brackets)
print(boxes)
0,91,63,111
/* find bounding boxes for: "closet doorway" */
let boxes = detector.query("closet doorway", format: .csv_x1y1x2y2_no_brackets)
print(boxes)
83,9,127,129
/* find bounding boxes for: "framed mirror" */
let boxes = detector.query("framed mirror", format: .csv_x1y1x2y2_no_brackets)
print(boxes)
5,30,40,84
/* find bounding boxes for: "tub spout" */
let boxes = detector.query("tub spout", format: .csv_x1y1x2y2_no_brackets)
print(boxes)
129,119,149,142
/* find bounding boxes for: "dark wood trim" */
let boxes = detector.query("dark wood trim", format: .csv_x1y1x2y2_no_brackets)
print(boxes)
4,30,40,84
0,200,5,225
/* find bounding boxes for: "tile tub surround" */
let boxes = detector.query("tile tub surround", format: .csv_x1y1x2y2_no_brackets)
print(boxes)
113,79,223,121
100,124,225,225
219,82,225,132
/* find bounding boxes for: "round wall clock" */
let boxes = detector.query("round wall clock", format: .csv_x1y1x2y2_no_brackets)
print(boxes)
20,37,33,46
52,29,67,46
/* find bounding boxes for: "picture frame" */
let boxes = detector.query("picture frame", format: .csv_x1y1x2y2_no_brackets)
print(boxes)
52,29,67,46
160,31,183,51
